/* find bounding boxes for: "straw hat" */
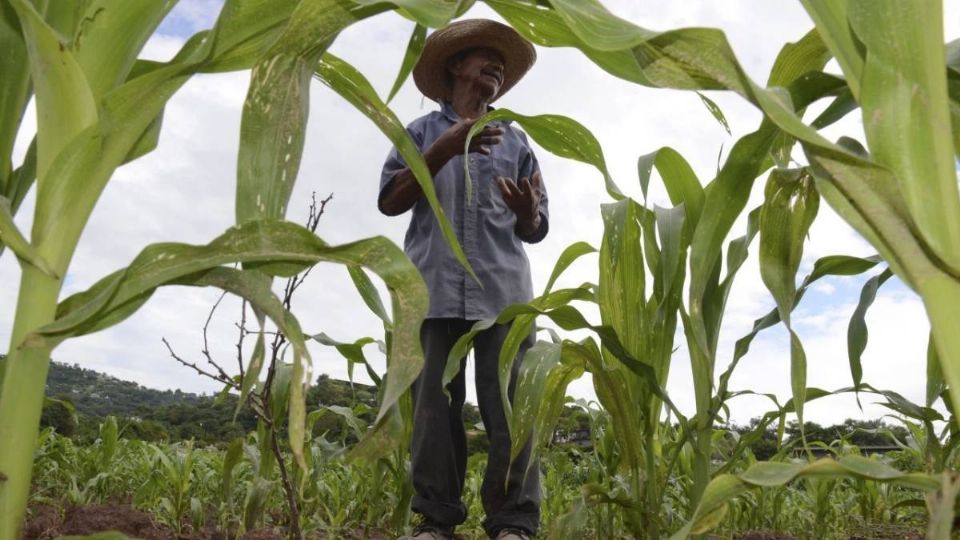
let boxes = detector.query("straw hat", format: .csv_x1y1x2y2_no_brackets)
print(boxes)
413,19,536,103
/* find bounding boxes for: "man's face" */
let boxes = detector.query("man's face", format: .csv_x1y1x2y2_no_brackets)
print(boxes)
450,47,505,98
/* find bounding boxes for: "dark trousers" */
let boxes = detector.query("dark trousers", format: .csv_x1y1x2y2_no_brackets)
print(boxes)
410,318,540,536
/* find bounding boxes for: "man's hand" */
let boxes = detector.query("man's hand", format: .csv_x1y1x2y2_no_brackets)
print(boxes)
380,119,503,216
429,118,504,162
496,170,543,237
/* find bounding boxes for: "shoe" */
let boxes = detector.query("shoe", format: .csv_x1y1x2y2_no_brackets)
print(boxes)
397,523,455,540
492,527,533,540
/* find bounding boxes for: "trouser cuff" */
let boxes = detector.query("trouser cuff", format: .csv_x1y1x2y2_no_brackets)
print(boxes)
483,510,540,537
412,495,467,527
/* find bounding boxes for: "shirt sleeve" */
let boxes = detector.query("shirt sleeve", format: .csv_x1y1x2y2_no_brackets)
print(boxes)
516,132,549,244
378,122,425,215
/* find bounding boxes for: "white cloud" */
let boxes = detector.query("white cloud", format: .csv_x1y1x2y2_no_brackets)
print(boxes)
1,0,954,426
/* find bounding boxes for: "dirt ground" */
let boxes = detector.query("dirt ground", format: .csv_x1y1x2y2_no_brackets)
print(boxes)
22,504,393,540
24,504,923,539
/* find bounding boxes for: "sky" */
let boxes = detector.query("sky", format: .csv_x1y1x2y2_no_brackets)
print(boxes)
2,0,958,427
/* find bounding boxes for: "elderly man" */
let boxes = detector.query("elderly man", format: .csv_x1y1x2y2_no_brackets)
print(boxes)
379,19,548,540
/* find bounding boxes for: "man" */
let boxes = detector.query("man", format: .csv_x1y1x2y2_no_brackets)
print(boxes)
378,19,548,540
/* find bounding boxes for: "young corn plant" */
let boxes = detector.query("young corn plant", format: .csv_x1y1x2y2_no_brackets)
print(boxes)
455,1,960,536
0,0,488,535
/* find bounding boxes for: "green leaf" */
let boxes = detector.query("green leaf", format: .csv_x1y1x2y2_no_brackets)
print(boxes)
310,333,382,386
599,199,644,360
715,254,881,408
696,92,731,135
445,292,682,422
927,332,944,408
636,146,703,229
386,23,425,104
352,0,459,28
347,265,392,328
10,0,97,180
202,0,298,73
847,267,892,390
542,241,597,296
799,0,864,98
29,32,213,268
547,0,653,51
509,341,584,464
235,0,367,225
758,168,819,426
467,108,624,201
222,437,244,506
237,330,265,418
0,195,57,277
0,0,32,199
6,137,36,214
70,0,175,100
315,53,474,280
122,109,163,166
848,1,960,274
27,220,427,468
671,456,939,539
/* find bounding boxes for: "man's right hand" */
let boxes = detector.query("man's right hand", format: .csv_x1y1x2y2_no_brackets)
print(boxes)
428,118,504,162
380,119,504,216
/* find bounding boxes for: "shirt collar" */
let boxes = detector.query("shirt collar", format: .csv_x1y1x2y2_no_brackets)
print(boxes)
439,100,513,126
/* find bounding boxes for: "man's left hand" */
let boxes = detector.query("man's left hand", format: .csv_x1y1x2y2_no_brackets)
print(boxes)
496,170,542,236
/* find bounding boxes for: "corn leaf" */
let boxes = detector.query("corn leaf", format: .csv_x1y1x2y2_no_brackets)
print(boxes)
351,0,459,28
446,294,682,421
0,0,31,198
237,331,265,418
235,0,365,225
315,53,474,280
202,0,298,73
547,0,653,51
848,1,960,275
25,220,427,467
5,137,35,214
671,456,939,539
799,0,864,98
927,333,945,408
847,267,893,390
310,333,382,386
10,0,97,180
386,23,425,104
758,168,819,425
696,92,731,136
509,340,584,463
714,254,881,409
599,199,644,360
70,0,175,100
542,241,596,296
347,265,392,328
0,195,55,276
636,146,703,229
30,32,210,267
467,108,623,201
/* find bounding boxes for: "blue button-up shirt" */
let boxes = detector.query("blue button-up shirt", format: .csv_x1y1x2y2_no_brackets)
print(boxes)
379,101,549,320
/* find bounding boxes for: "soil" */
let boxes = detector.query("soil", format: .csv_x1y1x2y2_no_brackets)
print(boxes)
22,503,393,540
734,533,798,540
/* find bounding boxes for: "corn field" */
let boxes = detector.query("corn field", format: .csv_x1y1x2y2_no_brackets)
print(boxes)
2,0,960,539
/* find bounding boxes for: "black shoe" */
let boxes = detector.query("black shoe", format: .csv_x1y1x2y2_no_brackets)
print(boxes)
398,520,455,540
491,527,534,540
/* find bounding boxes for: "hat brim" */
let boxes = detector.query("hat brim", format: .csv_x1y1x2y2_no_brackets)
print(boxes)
413,19,536,103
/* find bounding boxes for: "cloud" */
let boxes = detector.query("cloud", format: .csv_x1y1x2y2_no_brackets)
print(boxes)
1,0,954,426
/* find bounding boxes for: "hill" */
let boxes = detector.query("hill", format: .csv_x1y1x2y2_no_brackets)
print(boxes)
45,361,206,418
